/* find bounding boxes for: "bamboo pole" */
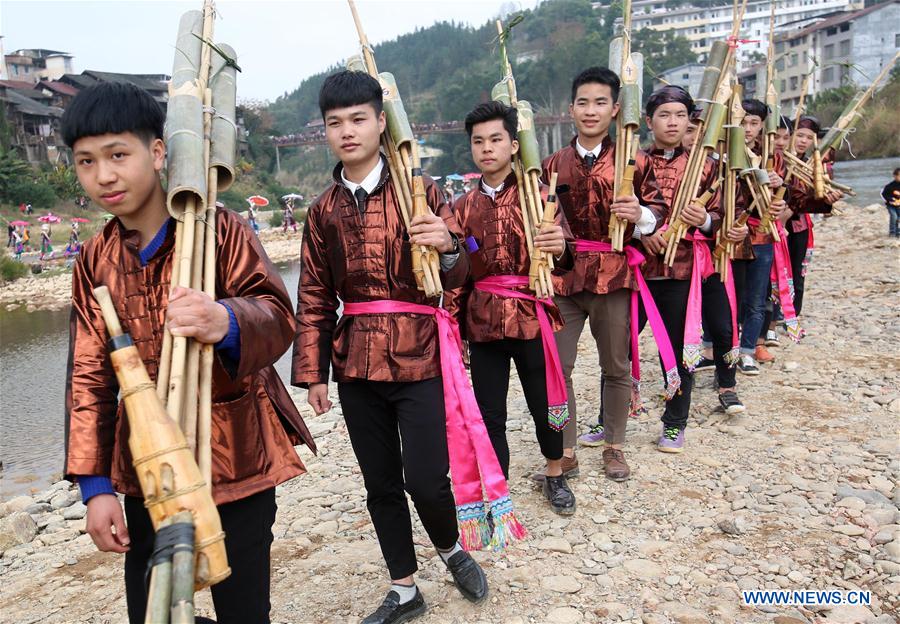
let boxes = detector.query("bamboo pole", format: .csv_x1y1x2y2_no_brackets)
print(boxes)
169,512,196,624
145,515,175,624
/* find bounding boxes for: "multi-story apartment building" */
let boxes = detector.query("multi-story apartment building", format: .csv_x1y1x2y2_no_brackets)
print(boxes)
595,0,862,62
4,48,75,83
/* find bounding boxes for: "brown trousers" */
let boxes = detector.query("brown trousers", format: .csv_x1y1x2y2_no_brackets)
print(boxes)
553,289,631,447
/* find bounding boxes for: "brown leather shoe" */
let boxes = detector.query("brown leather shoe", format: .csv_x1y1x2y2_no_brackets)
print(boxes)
754,345,775,363
530,453,579,482
602,447,630,482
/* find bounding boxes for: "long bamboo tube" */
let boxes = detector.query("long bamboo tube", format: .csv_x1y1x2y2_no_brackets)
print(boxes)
145,516,175,624
169,511,196,624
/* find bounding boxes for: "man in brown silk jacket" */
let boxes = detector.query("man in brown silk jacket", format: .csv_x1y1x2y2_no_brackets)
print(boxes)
291,71,488,624
541,67,666,482
62,83,314,624
444,101,576,515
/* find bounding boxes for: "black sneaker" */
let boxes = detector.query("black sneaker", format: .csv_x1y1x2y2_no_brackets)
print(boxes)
362,588,427,624
694,355,716,372
737,354,760,376
543,474,576,515
442,550,488,603
718,390,746,415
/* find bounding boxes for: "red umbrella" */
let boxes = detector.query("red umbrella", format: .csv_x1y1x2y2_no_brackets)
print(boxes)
38,213,62,223
463,172,481,181
247,195,269,207
71,217,91,223
10,220,29,226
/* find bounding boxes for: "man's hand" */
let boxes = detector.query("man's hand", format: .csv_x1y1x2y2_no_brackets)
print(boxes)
769,171,784,189
726,223,749,243
610,194,643,224
769,197,788,220
308,383,333,415
86,494,130,554
641,230,666,255
681,200,708,228
534,223,566,257
166,287,229,344
409,212,454,253
825,189,843,204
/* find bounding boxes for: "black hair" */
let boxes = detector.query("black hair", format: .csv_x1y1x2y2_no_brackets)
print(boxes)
571,67,620,103
645,85,695,119
61,82,164,148
741,98,769,121
894,167,900,176
796,115,822,135
778,115,794,132
318,70,383,118
464,101,518,141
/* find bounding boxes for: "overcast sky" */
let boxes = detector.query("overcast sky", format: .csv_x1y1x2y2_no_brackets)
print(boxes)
1,0,539,102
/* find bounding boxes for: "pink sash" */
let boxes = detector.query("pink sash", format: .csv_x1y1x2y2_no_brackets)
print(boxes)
768,223,802,343
574,240,681,400
474,275,569,431
802,214,814,277
342,300,525,551
682,231,740,370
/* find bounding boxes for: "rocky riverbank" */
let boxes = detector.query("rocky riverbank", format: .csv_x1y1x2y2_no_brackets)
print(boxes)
0,228,303,313
0,203,898,624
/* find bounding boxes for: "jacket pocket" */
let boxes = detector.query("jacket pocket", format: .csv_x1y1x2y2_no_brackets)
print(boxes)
389,314,435,358
210,390,266,484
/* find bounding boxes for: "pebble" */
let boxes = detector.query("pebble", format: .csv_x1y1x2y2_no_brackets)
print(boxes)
540,575,582,593
546,606,582,624
0,512,38,549
536,536,572,554
623,559,664,580
62,503,87,520
832,524,865,536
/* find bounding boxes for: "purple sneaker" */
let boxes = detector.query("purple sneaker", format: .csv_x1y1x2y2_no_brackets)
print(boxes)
657,426,685,453
577,423,605,447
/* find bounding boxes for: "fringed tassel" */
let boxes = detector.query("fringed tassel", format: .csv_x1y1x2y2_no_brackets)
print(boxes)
629,377,647,418
724,347,741,367
802,248,813,277
547,404,570,432
663,366,681,400
784,317,802,344
456,501,490,551
683,343,703,373
769,279,779,305
488,496,527,551
786,277,796,302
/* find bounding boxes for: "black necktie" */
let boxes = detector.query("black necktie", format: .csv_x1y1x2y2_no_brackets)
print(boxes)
584,153,596,170
354,187,368,215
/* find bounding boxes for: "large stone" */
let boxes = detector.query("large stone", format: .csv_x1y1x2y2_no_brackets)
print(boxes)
0,512,38,549
541,575,582,593
623,558,664,580
546,607,582,624
832,524,865,536
49,491,76,510
819,605,875,623
3,496,33,516
324,478,357,495
536,536,572,554
62,503,87,520
835,486,892,507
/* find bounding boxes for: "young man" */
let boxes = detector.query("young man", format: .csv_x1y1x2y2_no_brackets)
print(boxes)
445,101,575,514
783,115,843,318
882,167,900,238
635,86,738,450
731,98,787,375
685,112,749,415
292,71,489,624
62,82,314,624
543,67,667,480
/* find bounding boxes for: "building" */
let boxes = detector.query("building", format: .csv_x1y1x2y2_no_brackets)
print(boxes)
0,85,66,164
596,0,862,63
3,48,75,83
653,62,706,95
769,0,899,109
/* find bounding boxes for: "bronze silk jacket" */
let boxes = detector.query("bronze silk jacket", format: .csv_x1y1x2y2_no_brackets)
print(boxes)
787,159,835,233
65,208,314,506
639,147,722,280
541,136,667,296
292,160,469,386
443,173,573,342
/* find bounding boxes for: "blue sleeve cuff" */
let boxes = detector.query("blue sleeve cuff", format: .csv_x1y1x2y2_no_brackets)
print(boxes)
78,475,116,504
214,302,241,364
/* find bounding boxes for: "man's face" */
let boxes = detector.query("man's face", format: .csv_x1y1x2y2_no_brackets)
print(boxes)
570,82,619,141
469,118,518,178
73,132,164,220
683,122,699,150
648,102,689,149
774,127,791,152
742,114,764,144
324,103,386,168
793,128,816,155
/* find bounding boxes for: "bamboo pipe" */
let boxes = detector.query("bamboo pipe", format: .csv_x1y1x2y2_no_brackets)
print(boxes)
156,218,183,401
169,511,196,624
145,515,175,624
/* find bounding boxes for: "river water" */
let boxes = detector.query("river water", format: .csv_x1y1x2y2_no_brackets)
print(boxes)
0,157,896,499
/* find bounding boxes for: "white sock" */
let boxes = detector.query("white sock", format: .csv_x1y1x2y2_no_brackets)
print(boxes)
437,542,463,564
390,582,418,604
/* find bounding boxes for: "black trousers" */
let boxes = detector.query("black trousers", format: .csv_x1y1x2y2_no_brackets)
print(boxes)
788,227,809,316
637,279,694,430
469,337,564,479
338,377,459,580
124,488,277,624
731,259,748,323
701,273,737,389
